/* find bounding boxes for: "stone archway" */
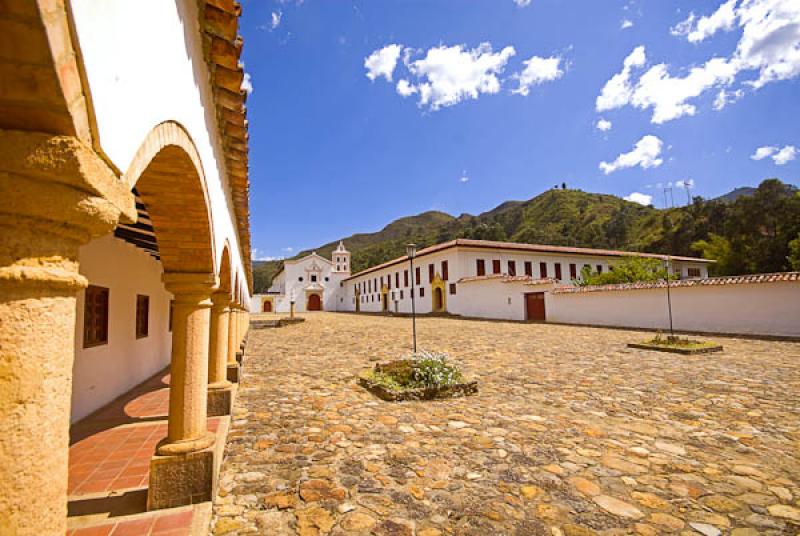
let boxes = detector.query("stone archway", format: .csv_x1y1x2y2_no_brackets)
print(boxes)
122,123,220,507
307,293,322,311
262,299,273,312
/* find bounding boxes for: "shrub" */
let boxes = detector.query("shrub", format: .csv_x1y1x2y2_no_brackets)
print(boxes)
367,351,464,391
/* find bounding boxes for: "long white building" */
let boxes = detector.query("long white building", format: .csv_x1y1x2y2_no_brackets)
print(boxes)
337,239,712,320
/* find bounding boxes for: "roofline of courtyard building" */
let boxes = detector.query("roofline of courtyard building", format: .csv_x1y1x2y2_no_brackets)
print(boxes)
343,239,715,282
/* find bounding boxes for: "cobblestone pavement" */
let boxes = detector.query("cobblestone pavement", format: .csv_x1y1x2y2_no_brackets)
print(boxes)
212,313,800,536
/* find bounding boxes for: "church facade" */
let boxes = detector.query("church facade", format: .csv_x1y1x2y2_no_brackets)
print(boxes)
254,242,351,313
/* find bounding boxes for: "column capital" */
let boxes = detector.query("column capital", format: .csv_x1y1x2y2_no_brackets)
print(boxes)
0,130,136,293
211,290,233,308
163,272,216,303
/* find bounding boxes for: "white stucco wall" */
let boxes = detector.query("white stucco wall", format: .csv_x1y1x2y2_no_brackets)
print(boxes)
545,282,800,337
340,246,709,317
72,234,173,423
70,0,249,302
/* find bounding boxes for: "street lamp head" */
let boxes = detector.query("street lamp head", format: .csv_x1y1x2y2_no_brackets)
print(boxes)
406,243,417,259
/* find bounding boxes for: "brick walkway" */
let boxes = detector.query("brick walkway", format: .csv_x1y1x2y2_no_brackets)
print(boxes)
68,370,219,535
212,313,800,535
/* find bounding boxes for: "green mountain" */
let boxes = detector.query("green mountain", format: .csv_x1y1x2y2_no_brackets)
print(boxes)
253,179,800,292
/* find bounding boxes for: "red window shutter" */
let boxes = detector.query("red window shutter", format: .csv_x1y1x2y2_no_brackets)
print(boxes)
404,270,409,287
442,261,449,280
555,263,562,280
540,262,548,278
569,263,577,279
508,261,516,276
415,267,421,285
477,259,486,276
524,261,532,277
492,260,501,274
428,264,434,282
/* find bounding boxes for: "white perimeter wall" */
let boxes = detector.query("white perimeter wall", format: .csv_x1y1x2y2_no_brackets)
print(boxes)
546,282,800,337
70,0,249,301
72,235,173,423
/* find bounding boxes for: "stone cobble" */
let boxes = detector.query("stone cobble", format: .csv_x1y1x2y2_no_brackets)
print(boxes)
211,313,800,535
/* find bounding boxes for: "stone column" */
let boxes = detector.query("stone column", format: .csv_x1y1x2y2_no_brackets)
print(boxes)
158,273,216,455
226,303,240,383
207,292,233,416
0,131,134,535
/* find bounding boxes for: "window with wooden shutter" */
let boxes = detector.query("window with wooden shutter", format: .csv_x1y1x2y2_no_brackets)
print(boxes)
449,283,457,295
476,259,486,276
136,294,149,339
508,261,516,276
524,261,532,277
539,262,548,278
569,263,577,279
428,264,434,282
404,270,409,287
554,263,562,280
441,261,449,280
83,285,109,348
492,260,501,274
415,267,421,285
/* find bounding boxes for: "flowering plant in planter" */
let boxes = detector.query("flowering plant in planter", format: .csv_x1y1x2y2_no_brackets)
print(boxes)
359,351,476,401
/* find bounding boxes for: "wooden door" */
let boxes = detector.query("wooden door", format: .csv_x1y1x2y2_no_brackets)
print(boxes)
307,293,322,311
525,292,546,321
262,300,272,312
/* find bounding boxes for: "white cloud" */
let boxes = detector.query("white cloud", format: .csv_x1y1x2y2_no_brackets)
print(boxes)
670,0,737,43
624,192,653,205
751,144,797,164
252,249,283,262
459,172,469,183
596,46,646,112
596,118,612,131
603,1,800,123
396,79,417,97
751,145,777,160
773,145,798,165
241,72,253,94
271,10,282,30
713,87,744,109
621,19,634,29
403,43,516,110
630,57,738,123
514,0,532,6
364,44,403,82
599,135,664,175
511,55,563,96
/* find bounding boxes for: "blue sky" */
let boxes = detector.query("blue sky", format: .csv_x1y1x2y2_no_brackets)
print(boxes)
240,0,800,260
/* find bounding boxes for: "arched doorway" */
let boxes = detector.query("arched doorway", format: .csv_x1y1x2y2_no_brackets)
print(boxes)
434,287,444,311
262,300,272,313
307,293,322,311
381,286,389,312
431,274,447,313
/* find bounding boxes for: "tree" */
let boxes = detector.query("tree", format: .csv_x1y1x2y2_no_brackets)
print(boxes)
789,233,800,270
691,234,736,276
578,256,672,286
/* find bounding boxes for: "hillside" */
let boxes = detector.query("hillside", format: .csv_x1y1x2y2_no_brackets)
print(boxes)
253,179,800,292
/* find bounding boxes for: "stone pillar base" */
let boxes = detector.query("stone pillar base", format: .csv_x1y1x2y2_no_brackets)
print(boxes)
235,350,243,364
227,363,240,383
147,440,217,510
207,384,234,417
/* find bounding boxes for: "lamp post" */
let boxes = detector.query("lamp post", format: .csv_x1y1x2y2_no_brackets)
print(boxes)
407,243,417,354
664,256,674,338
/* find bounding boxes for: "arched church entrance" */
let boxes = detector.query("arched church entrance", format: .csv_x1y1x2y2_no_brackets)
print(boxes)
307,293,322,311
262,300,272,313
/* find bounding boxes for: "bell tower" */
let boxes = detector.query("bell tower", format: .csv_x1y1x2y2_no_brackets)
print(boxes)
332,241,351,274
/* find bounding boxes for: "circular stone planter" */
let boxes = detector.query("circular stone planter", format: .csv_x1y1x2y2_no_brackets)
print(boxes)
358,369,478,402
